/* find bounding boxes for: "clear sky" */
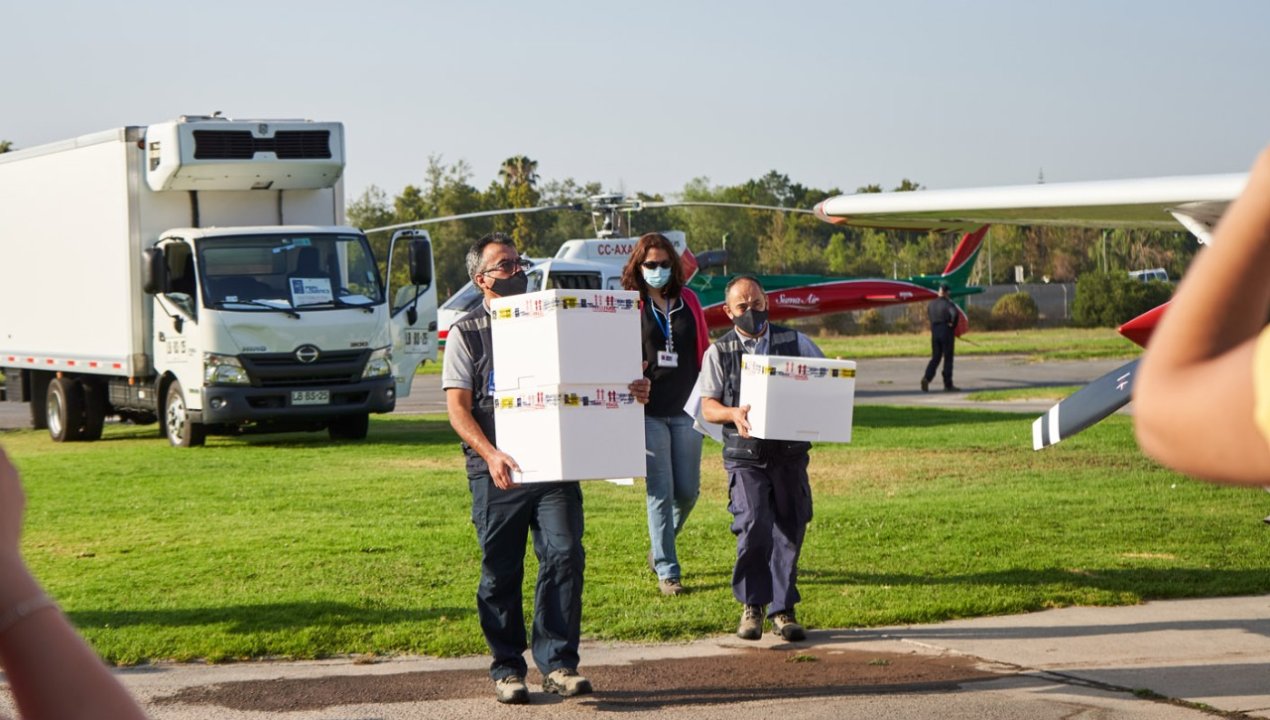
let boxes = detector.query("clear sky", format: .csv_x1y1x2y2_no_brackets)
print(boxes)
4,0,1268,201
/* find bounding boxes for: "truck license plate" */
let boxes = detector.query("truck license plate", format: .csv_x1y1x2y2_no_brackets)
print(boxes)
291,390,330,406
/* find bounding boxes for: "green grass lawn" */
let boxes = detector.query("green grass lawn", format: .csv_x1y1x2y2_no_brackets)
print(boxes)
967,386,1082,402
421,327,1141,375
1,406,1264,666
811,327,1141,361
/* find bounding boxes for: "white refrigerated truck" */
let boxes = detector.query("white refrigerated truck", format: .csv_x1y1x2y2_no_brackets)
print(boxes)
0,116,437,446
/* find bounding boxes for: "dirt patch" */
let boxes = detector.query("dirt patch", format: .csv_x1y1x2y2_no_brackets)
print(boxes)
156,645,1004,712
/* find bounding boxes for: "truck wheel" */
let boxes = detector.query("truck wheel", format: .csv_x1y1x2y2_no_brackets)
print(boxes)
47,377,85,442
80,380,108,441
164,381,205,448
328,413,369,440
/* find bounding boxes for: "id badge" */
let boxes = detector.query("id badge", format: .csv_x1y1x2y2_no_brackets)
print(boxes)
657,350,679,368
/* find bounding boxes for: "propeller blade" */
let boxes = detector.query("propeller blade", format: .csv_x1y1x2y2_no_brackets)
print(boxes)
364,203,584,234
1032,358,1139,450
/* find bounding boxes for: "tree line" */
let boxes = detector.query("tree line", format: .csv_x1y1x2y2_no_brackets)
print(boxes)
0,135,1194,303
349,155,1201,301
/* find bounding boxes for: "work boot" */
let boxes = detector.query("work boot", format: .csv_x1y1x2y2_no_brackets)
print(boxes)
737,604,765,640
543,668,593,697
771,611,806,641
494,675,529,704
659,577,685,596
920,378,929,392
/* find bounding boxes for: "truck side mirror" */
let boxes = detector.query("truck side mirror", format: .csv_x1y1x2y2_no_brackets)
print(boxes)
409,238,433,288
142,248,168,294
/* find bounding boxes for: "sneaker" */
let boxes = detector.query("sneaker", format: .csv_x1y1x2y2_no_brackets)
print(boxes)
771,612,806,641
920,378,930,392
494,675,529,704
543,668,593,697
737,604,764,640
944,385,961,392
659,577,685,596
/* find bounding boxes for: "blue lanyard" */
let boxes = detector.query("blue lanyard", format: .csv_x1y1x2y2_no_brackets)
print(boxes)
649,300,674,352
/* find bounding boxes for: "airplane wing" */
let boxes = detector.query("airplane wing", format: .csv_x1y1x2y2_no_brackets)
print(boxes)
811,173,1247,450
813,174,1246,242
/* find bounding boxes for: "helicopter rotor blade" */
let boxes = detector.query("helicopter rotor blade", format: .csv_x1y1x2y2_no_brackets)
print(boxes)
638,200,816,215
365,203,584,235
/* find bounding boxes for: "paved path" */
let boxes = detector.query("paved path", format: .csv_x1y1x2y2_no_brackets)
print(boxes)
388,354,1133,418
4,594,1263,719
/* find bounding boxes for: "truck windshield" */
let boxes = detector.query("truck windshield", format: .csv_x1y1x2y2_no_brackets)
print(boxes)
198,233,384,311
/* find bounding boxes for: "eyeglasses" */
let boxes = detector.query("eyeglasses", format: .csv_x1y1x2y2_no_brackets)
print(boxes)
641,260,671,270
480,258,533,276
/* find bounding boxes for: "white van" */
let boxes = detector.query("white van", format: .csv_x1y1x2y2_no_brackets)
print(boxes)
1128,268,1170,283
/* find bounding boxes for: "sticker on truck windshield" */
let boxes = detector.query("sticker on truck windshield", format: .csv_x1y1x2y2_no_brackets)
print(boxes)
290,278,333,306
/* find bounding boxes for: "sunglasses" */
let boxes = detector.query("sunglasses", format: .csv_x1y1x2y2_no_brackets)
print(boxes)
480,258,533,276
641,260,672,270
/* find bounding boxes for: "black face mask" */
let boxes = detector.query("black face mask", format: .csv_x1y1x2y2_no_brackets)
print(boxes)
489,271,528,298
732,308,768,336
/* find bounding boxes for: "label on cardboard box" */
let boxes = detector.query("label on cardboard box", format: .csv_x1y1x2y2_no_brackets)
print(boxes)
741,357,857,380
496,387,639,411
490,292,639,321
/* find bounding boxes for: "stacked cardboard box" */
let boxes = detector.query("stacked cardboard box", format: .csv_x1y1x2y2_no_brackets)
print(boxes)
739,354,856,443
490,289,646,483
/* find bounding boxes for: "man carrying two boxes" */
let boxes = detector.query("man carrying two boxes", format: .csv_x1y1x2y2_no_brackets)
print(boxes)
443,233,651,705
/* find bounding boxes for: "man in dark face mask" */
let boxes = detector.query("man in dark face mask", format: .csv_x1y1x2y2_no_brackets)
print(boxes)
698,276,825,645
442,232,650,704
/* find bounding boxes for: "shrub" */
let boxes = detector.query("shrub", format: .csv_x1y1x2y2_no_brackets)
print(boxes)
816,312,856,336
991,292,1039,330
857,308,887,334
966,305,995,331
1073,273,1174,327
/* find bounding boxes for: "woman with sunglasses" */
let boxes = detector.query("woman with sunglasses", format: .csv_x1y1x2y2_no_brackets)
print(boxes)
621,233,710,595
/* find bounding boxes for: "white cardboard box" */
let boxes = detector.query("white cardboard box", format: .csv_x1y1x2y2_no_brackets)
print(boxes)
739,354,856,443
494,384,646,483
489,289,642,390
490,288,647,483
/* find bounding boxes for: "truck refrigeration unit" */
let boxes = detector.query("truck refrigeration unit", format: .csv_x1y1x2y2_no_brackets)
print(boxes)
0,116,437,447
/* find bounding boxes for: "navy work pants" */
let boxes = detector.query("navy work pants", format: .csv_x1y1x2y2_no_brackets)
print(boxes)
924,324,955,387
725,455,812,616
468,473,585,680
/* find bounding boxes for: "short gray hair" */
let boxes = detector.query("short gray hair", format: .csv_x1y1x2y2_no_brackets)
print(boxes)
465,232,516,281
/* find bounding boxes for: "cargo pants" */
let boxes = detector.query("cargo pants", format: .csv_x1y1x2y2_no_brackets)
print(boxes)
725,453,812,616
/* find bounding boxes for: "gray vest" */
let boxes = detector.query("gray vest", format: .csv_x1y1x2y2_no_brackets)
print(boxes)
717,324,812,465
452,306,495,473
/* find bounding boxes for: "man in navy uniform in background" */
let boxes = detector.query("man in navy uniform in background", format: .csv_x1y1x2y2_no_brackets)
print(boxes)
922,282,961,392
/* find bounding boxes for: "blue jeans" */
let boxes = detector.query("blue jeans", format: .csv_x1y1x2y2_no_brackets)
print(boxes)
469,474,585,680
644,413,703,581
